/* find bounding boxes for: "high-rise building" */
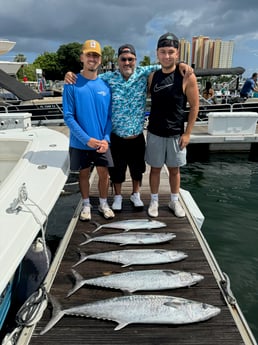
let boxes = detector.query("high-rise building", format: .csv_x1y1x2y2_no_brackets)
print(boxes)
178,38,191,65
190,35,234,69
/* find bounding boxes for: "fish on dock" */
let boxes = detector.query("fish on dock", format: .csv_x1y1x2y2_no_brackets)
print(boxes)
80,231,176,246
92,219,167,233
40,294,220,334
67,268,204,297
73,248,188,268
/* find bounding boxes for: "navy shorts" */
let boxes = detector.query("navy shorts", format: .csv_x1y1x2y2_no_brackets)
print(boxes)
69,147,114,172
109,132,146,183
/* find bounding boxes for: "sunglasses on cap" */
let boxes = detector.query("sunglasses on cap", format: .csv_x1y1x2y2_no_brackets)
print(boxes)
120,57,135,62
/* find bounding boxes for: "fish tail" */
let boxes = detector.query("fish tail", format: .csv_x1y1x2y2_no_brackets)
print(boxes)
72,249,88,267
79,233,92,246
91,221,102,233
92,225,102,233
40,294,65,335
66,269,85,297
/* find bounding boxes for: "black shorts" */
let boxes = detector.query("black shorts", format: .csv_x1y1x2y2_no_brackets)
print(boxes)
69,147,114,171
109,132,146,183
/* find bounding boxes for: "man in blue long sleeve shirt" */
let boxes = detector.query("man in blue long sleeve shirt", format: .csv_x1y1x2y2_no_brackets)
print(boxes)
63,39,115,221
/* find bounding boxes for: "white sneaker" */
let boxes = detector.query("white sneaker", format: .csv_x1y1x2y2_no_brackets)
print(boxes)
98,202,115,219
130,194,144,208
80,204,91,221
112,196,122,211
148,200,159,218
168,200,185,218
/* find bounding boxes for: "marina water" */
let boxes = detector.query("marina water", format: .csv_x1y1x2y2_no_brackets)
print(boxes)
181,152,258,342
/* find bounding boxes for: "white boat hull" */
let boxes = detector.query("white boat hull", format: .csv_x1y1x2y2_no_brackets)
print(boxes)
0,113,70,296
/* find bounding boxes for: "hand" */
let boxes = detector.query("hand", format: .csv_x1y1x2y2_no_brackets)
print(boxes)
179,133,190,149
87,138,102,149
64,72,77,84
178,62,193,77
96,140,109,153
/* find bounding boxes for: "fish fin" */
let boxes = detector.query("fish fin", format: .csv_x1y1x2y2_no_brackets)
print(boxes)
123,290,133,296
66,269,85,298
79,233,92,246
114,321,129,331
72,249,87,267
40,294,65,335
164,301,181,309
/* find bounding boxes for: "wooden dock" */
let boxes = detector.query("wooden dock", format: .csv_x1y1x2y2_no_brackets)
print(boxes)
17,163,256,345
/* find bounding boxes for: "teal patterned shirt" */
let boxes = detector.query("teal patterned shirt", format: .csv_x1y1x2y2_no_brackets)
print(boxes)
100,65,158,137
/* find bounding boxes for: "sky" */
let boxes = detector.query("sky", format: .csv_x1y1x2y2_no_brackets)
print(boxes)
1,0,258,77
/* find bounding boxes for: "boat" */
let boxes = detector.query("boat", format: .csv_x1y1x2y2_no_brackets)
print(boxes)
146,66,258,124
191,66,258,121
0,39,26,76
0,112,70,332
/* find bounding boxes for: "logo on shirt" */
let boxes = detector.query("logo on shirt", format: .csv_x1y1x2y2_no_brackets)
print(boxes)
98,91,107,96
153,83,174,92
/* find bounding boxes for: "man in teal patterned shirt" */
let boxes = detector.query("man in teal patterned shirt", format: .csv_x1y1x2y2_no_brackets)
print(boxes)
65,43,190,212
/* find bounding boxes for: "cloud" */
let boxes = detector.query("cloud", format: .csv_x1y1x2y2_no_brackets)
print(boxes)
1,0,258,75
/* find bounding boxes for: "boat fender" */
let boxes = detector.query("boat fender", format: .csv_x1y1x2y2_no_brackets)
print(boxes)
12,238,51,306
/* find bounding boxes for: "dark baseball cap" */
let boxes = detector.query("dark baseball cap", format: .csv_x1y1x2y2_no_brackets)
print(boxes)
118,44,136,56
157,33,179,49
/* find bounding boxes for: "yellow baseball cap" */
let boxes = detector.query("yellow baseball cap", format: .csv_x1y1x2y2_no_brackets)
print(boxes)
82,39,102,56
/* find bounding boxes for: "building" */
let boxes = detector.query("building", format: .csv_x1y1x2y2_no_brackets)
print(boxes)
190,35,234,69
178,38,191,66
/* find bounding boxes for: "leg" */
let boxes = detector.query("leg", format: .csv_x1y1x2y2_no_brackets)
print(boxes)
96,166,114,219
168,167,180,194
147,166,161,218
109,133,127,211
128,134,145,208
132,179,141,193
96,166,110,198
113,182,122,195
149,166,161,194
79,167,91,221
79,167,91,199
167,166,185,218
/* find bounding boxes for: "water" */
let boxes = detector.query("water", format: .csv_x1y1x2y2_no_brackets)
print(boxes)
181,152,258,342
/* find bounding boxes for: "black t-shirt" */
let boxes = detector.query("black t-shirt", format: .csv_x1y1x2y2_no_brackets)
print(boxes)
148,66,187,137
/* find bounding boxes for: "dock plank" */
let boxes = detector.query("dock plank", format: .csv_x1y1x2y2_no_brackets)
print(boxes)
28,166,245,345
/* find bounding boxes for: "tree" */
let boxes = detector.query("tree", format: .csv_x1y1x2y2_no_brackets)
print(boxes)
101,45,116,71
14,54,27,62
34,52,61,80
139,56,151,66
17,64,37,81
57,42,82,77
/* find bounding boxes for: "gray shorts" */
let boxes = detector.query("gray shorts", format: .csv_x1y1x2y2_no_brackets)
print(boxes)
145,132,186,168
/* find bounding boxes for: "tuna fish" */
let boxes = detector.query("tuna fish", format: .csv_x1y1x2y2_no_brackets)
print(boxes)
80,231,176,246
73,248,188,268
67,269,204,297
40,294,220,334
92,219,167,233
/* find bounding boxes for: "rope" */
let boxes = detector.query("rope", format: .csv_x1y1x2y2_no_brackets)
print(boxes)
15,286,48,327
15,183,51,269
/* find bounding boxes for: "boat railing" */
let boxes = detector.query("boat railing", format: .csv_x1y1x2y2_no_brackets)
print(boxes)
186,100,258,122
0,105,8,113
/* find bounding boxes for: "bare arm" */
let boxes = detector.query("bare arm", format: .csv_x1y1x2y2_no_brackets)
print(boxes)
180,73,199,148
